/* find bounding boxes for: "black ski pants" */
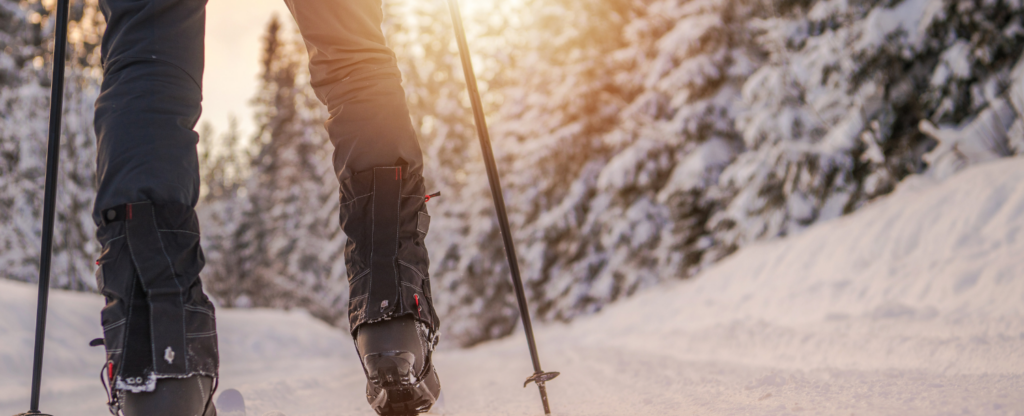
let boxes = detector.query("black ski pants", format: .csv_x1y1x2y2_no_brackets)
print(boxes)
93,0,437,391
94,0,424,215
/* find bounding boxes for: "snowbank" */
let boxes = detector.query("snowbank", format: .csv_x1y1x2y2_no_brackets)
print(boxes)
2,159,1024,415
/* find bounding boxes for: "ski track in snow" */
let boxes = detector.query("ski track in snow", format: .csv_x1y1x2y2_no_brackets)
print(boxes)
3,159,1024,415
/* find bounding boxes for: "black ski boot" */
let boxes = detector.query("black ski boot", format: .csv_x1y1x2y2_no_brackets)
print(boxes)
121,376,217,416
339,165,443,415
356,316,440,415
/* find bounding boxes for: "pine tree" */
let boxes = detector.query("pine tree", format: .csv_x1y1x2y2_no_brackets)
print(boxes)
520,0,761,319
414,0,652,345
710,0,1024,252
382,0,525,344
383,0,479,192
0,0,103,289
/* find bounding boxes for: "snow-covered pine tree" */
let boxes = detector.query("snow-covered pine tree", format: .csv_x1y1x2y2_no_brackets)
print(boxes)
0,0,103,289
710,0,1024,253
198,16,349,326
386,0,1024,347
199,0,1024,348
411,0,653,345
382,0,530,344
383,0,479,194
514,0,761,321
196,118,250,305
381,0,754,346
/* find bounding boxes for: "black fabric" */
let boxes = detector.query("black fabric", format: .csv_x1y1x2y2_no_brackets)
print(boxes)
369,167,402,317
125,201,189,375
119,275,152,388
340,168,439,334
92,0,207,224
97,202,218,392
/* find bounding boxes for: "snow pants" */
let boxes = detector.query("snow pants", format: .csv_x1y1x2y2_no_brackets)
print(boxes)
93,0,440,393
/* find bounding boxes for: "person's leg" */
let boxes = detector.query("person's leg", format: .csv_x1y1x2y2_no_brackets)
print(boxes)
282,0,424,180
94,0,206,213
283,0,441,413
94,0,218,414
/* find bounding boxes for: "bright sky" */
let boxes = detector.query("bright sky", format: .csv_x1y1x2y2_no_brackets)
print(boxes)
199,0,495,141
200,0,293,140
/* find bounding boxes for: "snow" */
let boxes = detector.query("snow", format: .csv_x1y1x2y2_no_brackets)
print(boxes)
3,159,1024,415
856,0,944,52
921,97,1017,181
657,136,737,198
931,40,974,86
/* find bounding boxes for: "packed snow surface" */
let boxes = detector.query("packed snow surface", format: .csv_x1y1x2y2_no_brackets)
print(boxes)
3,159,1024,415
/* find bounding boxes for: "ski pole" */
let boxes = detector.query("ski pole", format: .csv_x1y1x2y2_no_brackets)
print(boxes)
443,1,560,414
15,1,71,415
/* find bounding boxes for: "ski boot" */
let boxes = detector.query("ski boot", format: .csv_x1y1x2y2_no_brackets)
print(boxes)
121,376,217,416
356,316,440,415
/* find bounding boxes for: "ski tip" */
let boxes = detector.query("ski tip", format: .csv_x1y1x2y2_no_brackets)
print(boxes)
216,388,246,416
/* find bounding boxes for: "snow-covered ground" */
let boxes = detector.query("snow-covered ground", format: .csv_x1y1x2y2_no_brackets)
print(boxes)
3,159,1024,415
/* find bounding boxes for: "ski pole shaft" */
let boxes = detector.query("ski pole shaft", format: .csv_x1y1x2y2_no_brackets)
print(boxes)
443,1,558,414
17,1,71,415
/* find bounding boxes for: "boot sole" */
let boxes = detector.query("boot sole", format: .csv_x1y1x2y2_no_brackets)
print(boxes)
367,355,438,416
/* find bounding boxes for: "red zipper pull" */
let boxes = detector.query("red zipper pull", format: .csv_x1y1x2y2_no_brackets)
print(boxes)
425,191,441,202
414,294,422,317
